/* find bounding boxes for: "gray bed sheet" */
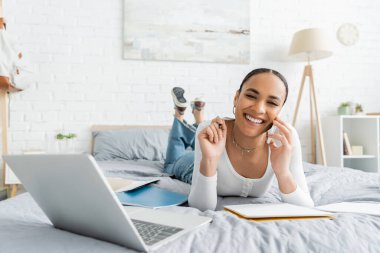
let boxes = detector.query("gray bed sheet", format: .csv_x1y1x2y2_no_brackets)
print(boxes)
1,161,380,253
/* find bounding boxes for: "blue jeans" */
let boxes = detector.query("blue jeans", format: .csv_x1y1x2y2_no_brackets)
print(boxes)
164,117,197,184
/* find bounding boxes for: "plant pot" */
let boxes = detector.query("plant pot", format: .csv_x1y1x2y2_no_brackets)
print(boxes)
58,139,76,153
338,106,351,115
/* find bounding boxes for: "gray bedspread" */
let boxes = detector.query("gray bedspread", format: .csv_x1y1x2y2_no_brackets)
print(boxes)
1,162,380,253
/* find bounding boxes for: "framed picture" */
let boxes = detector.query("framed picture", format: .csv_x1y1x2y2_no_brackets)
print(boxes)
123,0,250,64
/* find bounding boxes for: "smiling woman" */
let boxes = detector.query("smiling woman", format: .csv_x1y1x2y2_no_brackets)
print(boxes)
189,68,313,211
163,68,314,211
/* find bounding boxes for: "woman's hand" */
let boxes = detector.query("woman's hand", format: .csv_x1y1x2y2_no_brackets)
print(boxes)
268,117,293,177
198,117,227,161
198,117,227,177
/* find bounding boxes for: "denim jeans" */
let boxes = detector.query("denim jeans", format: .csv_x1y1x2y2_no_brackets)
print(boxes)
164,117,198,184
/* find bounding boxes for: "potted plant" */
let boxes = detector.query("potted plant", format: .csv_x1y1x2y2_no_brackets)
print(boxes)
337,102,351,115
56,132,77,153
355,104,364,115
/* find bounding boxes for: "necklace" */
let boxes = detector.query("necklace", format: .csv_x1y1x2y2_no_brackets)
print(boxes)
232,125,257,156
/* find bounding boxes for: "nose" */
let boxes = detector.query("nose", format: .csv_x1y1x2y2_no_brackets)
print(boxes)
252,100,265,114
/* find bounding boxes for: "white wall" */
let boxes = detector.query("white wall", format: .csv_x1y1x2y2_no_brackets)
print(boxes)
2,0,380,161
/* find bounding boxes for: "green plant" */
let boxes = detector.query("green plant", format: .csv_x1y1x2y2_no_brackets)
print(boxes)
56,133,77,140
337,101,352,115
355,104,363,113
339,102,350,108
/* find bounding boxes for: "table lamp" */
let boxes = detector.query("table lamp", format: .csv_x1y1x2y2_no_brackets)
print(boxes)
289,28,333,165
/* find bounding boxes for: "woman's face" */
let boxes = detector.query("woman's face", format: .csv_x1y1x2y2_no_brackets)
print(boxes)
234,73,287,137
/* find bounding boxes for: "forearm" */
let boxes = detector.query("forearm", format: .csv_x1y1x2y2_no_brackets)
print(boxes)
277,172,314,207
276,126,314,207
276,171,297,194
188,158,219,211
188,170,218,211
189,120,224,211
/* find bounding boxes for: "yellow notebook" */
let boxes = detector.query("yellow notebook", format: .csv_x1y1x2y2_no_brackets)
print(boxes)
224,203,335,222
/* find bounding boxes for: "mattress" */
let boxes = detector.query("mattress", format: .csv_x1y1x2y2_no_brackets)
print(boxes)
1,161,380,253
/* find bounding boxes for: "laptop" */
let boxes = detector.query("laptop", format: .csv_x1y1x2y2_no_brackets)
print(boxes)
3,154,212,252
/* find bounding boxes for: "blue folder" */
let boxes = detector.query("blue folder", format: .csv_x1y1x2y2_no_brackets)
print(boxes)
116,185,188,209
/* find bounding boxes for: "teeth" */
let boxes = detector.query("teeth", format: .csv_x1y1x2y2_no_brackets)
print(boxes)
245,114,263,124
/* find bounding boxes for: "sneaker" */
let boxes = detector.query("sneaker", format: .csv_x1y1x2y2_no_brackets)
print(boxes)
171,87,188,115
191,97,206,111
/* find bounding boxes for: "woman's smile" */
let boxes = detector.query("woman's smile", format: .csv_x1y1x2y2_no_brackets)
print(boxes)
244,113,265,124
242,112,270,132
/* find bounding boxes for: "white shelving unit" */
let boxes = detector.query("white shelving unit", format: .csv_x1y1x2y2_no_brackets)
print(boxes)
322,115,380,172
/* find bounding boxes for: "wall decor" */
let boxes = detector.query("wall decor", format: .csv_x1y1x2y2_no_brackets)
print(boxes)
123,0,250,64
337,23,359,46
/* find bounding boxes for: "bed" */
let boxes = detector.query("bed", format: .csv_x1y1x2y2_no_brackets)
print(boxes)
1,126,380,253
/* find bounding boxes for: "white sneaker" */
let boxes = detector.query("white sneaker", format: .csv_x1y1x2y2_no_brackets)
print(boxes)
172,87,188,115
171,87,188,107
191,97,206,111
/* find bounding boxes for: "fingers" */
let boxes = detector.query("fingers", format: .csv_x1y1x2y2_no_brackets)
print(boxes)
205,117,227,144
211,117,222,129
272,119,292,145
269,139,278,150
206,127,215,143
210,123,219,143
211,117,227,138
204,122,220,143
275,116,291,131
274,116,292,134
268,133,289,147
198,117,228,145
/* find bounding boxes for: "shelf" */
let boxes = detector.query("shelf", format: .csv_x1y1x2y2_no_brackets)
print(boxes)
343,155,377,159
339,115,380,119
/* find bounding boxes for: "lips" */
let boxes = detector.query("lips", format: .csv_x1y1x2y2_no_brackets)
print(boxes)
244,113,265,124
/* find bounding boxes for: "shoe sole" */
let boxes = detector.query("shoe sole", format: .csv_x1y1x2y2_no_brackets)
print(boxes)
191,101,206,111
171,87,187,107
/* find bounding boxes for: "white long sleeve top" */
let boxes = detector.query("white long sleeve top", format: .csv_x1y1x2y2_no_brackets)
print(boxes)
188,121,314,211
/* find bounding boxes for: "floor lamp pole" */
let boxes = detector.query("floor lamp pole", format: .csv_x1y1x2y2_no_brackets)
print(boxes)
292,64,327,166
310,79,316,164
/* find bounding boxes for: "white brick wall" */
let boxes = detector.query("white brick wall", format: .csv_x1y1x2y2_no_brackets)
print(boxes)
1,0,380,162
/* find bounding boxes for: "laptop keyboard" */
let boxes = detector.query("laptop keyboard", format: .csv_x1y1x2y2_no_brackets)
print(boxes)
131,219,183,246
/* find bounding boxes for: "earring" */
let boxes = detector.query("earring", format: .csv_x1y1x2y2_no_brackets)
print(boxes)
233,106,236,115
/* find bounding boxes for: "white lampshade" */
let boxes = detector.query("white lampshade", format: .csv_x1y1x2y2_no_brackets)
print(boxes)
289,28,333,62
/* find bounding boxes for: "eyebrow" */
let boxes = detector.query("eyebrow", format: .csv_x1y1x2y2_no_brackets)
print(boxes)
245,88,281,101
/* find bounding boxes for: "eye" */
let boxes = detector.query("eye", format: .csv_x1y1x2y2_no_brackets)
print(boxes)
246,94,257,99
267,101,279,106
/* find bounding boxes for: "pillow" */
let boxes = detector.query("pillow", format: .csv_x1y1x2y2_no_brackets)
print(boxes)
93,128,170,161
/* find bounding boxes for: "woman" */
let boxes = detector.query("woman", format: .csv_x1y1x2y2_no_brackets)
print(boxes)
165,68,314,211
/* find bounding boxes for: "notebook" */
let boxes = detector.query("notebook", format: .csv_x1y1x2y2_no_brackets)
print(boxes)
224,203,334,222
106,177,159,192
116,185,188,209
317,202,380,216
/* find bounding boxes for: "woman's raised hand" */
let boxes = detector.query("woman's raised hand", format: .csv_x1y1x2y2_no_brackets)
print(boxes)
268,117,293,177
198,117,227,160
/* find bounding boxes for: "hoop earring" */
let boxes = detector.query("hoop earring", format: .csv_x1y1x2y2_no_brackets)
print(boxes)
233,106,236,115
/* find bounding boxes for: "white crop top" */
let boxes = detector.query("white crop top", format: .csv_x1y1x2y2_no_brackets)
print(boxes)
188,121,314,211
